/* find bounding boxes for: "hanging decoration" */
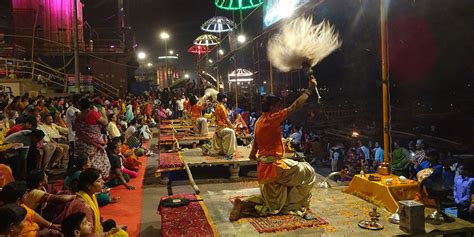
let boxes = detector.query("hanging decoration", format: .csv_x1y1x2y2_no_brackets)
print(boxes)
193,34,221,46
228,68,253,82
214,0,263,10
201,16,235,33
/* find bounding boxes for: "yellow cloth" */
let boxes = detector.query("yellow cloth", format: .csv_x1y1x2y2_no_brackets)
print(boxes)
0,126,14,152
77,191,102,234
344,174,418,212
20,204,40,237
24,189,47,210
41,123,68,139
107,122,121,138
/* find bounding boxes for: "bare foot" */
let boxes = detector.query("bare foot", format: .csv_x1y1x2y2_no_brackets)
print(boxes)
229,198,242,222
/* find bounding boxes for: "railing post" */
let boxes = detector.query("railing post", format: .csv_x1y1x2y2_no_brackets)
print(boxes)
4,59,8,79
31,61,35,80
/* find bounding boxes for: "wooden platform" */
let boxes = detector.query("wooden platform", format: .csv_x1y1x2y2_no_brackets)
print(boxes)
159,132,215,146
180,147,256,181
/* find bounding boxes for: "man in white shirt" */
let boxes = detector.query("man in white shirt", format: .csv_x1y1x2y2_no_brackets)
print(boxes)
65,94,81,168
176,95,185,119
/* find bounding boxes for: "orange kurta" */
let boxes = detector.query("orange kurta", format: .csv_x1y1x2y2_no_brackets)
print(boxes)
215,103,228,127
255,109,290,181
191,104,204,121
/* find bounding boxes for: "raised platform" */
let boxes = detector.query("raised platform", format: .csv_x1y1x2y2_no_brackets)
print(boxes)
199,183,474,236
181,147,256,181
159,132,215,147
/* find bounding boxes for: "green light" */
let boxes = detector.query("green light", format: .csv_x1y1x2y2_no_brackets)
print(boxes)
214,0,263,10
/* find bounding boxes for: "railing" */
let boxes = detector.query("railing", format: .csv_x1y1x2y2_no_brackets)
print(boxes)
91,75,120,98
0,57,120,97
0,57,64,89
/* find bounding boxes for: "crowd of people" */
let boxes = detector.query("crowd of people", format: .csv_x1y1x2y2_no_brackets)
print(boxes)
0,92,160,236
0,81,471,237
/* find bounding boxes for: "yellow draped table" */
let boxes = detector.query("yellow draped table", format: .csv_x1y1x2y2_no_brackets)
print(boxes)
343,174,419,213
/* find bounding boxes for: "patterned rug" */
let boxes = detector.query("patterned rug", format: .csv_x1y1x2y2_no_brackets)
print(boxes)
155,152,184,176
159,194,217,237
229,196,328,233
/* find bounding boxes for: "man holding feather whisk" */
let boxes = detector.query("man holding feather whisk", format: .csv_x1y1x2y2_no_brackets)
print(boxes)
229,16,341,221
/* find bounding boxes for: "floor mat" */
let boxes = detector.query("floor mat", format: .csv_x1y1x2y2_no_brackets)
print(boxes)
100,156,147,237
229,196,328,233
159,193,217,237
155,152,185,175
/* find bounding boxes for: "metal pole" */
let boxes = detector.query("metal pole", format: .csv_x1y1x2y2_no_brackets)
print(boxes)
164,40,168,87
380,0,390,163
217,33,221,92
31,10,38,60
235,78,238,115
269,63,274,94
30,10,39,80
73,0,81,93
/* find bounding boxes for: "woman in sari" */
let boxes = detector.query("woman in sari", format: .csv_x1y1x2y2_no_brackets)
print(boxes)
65,168,128,236
73,98,110,179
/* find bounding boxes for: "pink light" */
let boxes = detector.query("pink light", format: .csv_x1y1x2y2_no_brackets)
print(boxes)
110,45,115,48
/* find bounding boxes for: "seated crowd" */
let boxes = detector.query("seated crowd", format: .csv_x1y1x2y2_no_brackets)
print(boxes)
0,93,158,236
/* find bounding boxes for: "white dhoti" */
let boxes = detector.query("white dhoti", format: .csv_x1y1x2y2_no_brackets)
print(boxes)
193,117,208,136
202,126,236,157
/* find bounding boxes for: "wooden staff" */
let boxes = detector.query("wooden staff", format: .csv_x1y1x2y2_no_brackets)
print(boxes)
183,161,200,194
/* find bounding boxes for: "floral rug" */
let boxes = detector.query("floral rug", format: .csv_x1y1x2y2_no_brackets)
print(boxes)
229,196,328,233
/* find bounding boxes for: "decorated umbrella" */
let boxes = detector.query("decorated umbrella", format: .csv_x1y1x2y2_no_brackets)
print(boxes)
215,0,263,35
200,16,235,33
188,45,210,92
228,68,253,113
201,17,236,92
214,0,263,10
193,34,220,91
193,34,221,46
267,16,341,101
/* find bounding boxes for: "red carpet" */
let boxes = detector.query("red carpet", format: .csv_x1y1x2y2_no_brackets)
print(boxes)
100,156,147,237
229,196,328,233
159,194,217,237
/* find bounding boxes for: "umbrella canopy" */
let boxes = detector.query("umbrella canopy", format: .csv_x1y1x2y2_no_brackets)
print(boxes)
214,0,263,10
187,45,209,55
201,16,235,33
170,78,188,89
228,68,253,82
193,34,221,46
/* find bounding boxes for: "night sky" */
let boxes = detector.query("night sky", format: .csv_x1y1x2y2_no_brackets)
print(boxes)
79,0,473,146
129,0,217,67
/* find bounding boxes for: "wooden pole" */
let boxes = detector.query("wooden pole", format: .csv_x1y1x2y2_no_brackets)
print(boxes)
380,0,390,163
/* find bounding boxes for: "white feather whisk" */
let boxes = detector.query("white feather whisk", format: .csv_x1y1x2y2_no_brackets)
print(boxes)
198,88,219,105
267,16,342,99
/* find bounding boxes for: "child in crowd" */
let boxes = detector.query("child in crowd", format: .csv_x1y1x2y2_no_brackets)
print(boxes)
0,204,27,236
106,140,136,190
61,212,94,237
